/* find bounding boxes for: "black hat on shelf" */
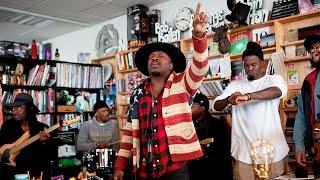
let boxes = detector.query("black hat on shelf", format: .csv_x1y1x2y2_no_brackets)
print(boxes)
5,93,40,112
134,42,186,76
242,41,264,60
304,34,320,52
226,2,251,26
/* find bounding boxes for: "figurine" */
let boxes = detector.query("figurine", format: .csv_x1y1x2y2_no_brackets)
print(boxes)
77,167,96,180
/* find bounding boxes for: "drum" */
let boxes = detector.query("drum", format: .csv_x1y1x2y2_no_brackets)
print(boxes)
95,148,118,169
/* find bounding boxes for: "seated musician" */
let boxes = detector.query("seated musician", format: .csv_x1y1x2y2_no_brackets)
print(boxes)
0,93,55,179
76,100,120,153
189,93,233,180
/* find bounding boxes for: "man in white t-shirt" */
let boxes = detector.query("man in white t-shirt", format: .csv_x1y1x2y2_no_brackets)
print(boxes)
213,41,289,180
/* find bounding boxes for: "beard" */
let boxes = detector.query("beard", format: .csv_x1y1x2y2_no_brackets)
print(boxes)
150,71,161,77
247,75,254,81
310,59,320,69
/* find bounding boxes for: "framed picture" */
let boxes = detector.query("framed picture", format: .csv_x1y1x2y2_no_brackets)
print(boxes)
57,131,76,158
260,34,276,48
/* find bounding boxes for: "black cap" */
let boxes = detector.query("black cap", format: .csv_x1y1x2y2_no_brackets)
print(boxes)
304,34,320,52
93,101,109,114
5,93,40,112
192,93,209,111
242,41,264,60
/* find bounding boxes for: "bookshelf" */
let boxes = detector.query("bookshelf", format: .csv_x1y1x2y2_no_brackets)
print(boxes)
275,10,320,171
0,55,103,128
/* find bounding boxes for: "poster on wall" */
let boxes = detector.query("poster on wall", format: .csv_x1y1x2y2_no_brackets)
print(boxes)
286,63,299,85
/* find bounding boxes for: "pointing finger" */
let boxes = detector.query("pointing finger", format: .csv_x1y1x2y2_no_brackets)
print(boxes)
195,2,201,15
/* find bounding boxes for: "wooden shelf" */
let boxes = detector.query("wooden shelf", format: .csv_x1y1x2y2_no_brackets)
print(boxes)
280,40,304,47
278,10,320,24
119,47,140,54
230,47,276,60
204,76,224,82
284,56,310,63
118,91,131,96
230,54,242,60
91,54,115,63
208,54,224,59
118,68,138,73
168,39,181,44
283,107,298,112
182,32,216,42
117,114,128,118
262,47,276,54
228,20,275,34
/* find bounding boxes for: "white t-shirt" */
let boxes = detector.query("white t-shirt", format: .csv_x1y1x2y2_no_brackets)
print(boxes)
214,74,289,164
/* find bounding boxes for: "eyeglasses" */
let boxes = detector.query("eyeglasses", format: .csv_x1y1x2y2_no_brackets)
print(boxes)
12,106,23,112
309,42,320,54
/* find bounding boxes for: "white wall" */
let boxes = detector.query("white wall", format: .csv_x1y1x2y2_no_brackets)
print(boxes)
45,0,274,62
44,15,127,62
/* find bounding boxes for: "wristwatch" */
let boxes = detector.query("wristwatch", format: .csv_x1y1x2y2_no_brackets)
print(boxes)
245,93,251,101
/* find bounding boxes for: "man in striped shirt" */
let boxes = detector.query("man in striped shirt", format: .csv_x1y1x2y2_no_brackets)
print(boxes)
113,3,211,180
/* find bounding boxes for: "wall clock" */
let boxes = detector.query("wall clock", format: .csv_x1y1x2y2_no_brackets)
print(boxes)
174,7,192,32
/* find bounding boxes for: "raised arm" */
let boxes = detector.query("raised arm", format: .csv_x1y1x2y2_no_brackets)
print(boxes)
184,3,211,95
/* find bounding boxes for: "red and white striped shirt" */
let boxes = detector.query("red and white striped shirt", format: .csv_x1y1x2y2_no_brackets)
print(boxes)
115,35,209,178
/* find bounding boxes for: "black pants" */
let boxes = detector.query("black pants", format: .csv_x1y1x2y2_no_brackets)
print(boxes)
157,165,189,180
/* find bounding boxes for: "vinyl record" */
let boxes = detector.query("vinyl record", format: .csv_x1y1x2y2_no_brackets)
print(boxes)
103,63,113,82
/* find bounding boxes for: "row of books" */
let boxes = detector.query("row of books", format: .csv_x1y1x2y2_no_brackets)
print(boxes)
27,63,56,86
37,114,54,127
117,73,142,93
198,80,230,97
2,88,55,113
116,51,136,71
56,63,102,88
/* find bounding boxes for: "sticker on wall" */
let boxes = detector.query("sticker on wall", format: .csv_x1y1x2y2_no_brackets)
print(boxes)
95,24,119,57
